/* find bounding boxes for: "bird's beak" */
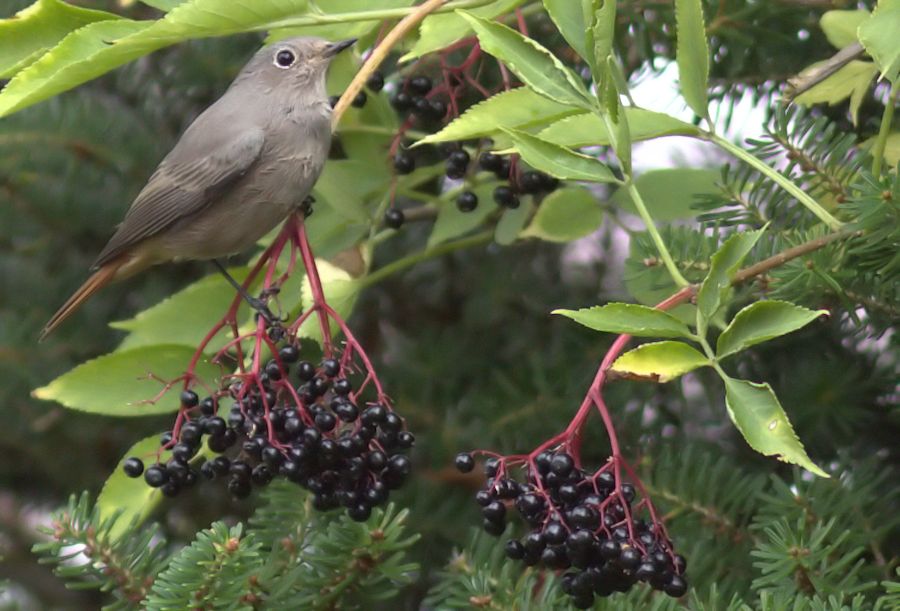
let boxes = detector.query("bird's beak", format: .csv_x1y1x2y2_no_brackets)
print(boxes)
325,38,357,57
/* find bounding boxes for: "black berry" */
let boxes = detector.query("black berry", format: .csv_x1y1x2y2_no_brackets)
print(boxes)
385,209,405,229
456,191,478,212
123,457,144,478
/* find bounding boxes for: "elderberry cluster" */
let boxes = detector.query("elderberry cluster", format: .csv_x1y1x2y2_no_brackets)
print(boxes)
123,343,413,522
391,75,446,123
455,450,687,607
478,152,559,210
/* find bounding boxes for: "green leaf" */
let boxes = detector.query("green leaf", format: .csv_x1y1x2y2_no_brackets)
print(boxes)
537,108,700,148
716,301,827,359
696,229,764,331
97,435,171,539
427,183,499,248
0,0,315,118
723,377,828,477
139,0,186,10
611,341,710,382
299,260,361,343
270,0,411,42
522,187,602,242
544,0,588,61
494,200,531,245
458,10,592,108
793,60,878,126
675,0,710,119
860,131,900,167
501,128,617,182
402,0,523,61
612,168,720,221
859,5,900,85
586,0,615,78
314,160,388,222
553,303,693,338
416,87,581,145
112,269,251,351
32,345,220,416
0,19,151,117
820,10,870,49
0,0,122,78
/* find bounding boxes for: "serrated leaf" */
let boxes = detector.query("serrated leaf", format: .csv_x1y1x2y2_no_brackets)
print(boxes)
859,5,900,85
494,200,531,245
697,229,764,331
612,167,720,221
0,0,316,118
820,10,870,49
97,435,171,540
270,0,411,42
554,303,693,338
502,128,617,182
299,259,360,343
537,107,700,148
723,377,828,477
860,131,900,167
586,0,615,78
458,10,591,108
33,345,221,416
522,187,602,242
675,0,710,119
113,268,251,351
139,0,186,10
314,159,388,221
544,0,588,61
611,341,709,382
427,183,499,248
416,87,581,145
794,60,878,126
716,301,827,359
0,0,122,78
402,0,523,61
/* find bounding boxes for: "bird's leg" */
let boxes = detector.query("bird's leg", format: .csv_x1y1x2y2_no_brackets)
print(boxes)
212,259,279,327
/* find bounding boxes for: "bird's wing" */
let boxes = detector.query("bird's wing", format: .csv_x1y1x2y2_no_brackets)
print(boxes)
92,127,265,268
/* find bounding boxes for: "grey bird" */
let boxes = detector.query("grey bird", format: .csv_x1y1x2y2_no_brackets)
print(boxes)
41,36,355,339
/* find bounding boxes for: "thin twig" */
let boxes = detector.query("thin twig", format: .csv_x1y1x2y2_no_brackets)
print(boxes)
332,0,450,130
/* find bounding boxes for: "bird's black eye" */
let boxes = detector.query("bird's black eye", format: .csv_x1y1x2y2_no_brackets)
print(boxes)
274,49,296,68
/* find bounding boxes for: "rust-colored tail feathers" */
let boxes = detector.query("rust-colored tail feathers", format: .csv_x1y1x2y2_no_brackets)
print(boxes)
40,259,125,341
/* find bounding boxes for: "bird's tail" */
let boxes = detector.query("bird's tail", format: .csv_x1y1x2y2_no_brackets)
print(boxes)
40,258,125,341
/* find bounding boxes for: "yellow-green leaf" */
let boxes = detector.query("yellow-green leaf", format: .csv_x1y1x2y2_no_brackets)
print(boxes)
97,435,170,539
458,10,591,108
612,168,720,222
697,229,764,332
416,87,581,146
675,0,710,119
794,60,878,126
494,199,532,245
428,183,499,248
554,303,693,338
0,0,122,78
723,377,828,477
543,0,588,61
611,341,709,382
820,10,870,49
859,4,900,84
33,345,220,416
538,107,700,148
402,0,523,61
522,187,602,242
717,300,827,359
299,259,360,343
502,128,617,182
